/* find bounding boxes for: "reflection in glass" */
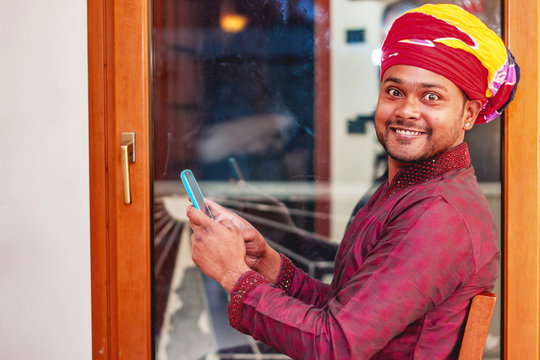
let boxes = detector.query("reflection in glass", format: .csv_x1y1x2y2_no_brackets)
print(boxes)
152,1,503,359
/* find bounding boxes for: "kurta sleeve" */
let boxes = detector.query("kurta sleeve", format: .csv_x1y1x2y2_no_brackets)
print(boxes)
277,254,332,306
228,253,332,329
227,196,477,359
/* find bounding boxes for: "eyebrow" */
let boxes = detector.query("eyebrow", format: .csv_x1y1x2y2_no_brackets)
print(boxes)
383,77,448,92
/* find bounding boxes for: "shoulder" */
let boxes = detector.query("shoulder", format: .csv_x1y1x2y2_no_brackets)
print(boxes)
385,167,496,240
386,167,498,263
391,167,491,220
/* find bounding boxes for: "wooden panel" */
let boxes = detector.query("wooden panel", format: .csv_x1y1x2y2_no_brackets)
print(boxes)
88,0,111,357
314,0,331,237
504,0,540,358
88,0,152,358
112,0,152,358
314,0,330,182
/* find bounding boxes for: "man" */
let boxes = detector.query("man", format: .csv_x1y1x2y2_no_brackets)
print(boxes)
186,4,519,359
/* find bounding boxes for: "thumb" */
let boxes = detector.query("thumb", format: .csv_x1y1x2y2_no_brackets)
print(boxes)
219,219,241,233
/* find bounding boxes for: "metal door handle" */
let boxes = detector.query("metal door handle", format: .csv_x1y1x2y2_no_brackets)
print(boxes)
121,132,136,204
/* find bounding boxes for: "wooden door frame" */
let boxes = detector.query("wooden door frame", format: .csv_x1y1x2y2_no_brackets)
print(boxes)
504,0,540,358
88,0,152,358
88,0,540,359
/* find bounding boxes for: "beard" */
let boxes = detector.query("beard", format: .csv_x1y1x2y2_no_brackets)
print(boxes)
376,120,432,163
376,118,464,164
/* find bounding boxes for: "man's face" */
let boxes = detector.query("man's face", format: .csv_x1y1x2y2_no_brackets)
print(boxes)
375,65,477,164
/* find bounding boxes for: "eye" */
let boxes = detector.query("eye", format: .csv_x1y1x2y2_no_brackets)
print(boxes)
387,87,402,97
423,92,440,102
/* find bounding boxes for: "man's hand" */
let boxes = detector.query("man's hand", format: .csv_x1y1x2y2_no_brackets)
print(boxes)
187,205,250,292
204,200,282,283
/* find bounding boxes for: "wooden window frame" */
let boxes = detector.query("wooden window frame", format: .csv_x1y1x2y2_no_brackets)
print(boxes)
88,0,540,358
504,0,540,358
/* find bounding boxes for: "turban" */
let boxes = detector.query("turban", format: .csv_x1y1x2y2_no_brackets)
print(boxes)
381,4,519,123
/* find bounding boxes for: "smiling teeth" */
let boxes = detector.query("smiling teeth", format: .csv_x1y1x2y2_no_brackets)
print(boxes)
396,129,422,135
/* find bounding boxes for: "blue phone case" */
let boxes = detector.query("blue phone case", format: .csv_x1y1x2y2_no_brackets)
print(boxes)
181,169,213,218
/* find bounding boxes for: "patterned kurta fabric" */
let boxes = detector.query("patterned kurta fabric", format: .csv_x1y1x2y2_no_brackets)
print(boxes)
227,143,499,359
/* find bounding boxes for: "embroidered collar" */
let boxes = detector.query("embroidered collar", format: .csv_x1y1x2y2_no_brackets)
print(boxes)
384,142,471,199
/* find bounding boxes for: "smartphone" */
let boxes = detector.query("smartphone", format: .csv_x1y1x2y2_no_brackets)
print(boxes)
180,169,213,219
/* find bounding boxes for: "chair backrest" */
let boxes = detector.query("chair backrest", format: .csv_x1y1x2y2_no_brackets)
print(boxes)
458,292,497,360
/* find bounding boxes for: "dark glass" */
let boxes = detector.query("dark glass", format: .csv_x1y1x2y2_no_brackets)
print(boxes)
151,1,503,358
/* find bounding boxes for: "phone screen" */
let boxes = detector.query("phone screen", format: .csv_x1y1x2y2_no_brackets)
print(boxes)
181,169,213,218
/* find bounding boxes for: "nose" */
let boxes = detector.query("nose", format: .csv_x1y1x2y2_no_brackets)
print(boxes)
396,96,420,120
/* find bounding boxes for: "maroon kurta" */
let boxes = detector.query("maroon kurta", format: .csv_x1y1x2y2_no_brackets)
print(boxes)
228,143,499,359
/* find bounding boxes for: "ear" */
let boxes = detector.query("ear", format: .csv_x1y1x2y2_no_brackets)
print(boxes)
463,99,483,130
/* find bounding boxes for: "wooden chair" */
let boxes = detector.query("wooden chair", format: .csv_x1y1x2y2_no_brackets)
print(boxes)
458,292,497,360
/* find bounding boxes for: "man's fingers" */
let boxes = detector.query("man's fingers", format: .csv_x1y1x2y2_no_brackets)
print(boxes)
187,205,214,231
206,199,226,214
220,218,235,229
219,219,242,235
206,199,241,223
188,205,239,239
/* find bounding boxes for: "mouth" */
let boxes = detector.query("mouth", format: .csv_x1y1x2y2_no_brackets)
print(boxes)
391,127,427,137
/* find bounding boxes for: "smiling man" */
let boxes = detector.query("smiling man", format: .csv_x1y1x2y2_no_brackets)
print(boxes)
376,65,483,180
186,4,520,359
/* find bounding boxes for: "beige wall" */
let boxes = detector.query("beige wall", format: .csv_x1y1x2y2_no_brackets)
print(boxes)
0,1,91,359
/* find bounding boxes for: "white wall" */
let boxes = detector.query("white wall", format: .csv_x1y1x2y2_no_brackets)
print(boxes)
329,1,385,240
0,1,91,359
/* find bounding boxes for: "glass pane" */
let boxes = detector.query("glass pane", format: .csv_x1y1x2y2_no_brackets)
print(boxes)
151,1,503,359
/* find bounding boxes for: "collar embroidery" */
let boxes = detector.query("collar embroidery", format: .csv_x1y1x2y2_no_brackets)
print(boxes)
384,142,471,199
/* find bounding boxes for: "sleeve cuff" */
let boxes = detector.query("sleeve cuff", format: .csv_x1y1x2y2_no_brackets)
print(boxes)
275,254,295,295
227,271,268,333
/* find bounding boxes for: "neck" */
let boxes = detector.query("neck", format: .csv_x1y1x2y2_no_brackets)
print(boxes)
388,156,410,184
382,143,471,200
386,143,467,184
387,157,404,184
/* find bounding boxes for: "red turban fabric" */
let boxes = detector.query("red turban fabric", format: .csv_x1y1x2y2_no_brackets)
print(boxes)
381,4,519,123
